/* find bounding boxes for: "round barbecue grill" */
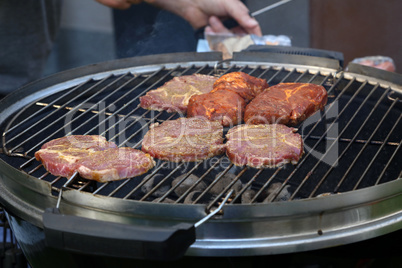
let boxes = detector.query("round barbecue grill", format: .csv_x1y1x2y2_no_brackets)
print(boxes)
0,51,401,266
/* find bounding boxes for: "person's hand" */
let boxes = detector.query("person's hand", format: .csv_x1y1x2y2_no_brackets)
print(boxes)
96,0,262,36
141,0,262,36
204,15,260,36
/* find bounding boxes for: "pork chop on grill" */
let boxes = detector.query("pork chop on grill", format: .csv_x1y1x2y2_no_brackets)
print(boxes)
35,135,118,178
39,135,117,151
244,83,327,126
212,71,268,103
187,89,246,127
139,74,217,114
141,117,225,162
186,72,268,126
76,147,155,182
225,124,303,168
35,135,155,182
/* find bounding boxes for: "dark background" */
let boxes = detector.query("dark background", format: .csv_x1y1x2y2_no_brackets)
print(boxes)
44,0,401,76
250,0,401,70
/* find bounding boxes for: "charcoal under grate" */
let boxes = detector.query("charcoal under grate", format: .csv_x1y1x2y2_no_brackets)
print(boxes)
1,57,401,211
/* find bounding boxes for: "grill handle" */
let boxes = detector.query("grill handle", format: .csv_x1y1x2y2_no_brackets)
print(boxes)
42,208,196,261
244,45,345,67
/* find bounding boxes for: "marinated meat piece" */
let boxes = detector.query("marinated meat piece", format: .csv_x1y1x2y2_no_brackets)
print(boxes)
36,148,91,178
141,117,225,162
352,56,396,72
244,83,327,126
76,147,155,182
186,72,267,126
39,135,117,151
140,74,217,114
225,124,303,168
35,135,155,182
212,72,268,102
187,89,246,127
35,135,118,178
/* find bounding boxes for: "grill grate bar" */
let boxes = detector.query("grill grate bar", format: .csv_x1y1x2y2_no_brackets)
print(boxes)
72,75,143,136
106,109,151,144
26,163,43,176
34,102,141,121
250,66,272,82
139,162,186,201
122,162,169,200
20,157,36,170
77,180,93,191
280,68,298,82
231,168,263,204
263,73,348,202
63,172,79,188
18,66,172,184
8,74,120,155
156,161,204,203
16,73,138,176
335,97,400,192
104,113,177,197
249,66,271,78
218,64,237,75
206,167,248,211
193,163,234,205
249,70,335,202
251,168,281,203
83,66,183,140
92,179,113,195
106,178,131,197
266,67,285,84
375,138,402,185
354,114,401,189
49,176,64,187
297,70,319,83
175,155,226,204
38,172,51,181
291,80,375,198
3,78,93,139
308,136,399,147
309,85,391,197
131,113,177,149
90,65,205,146
66,73,147,136
66,67,169,138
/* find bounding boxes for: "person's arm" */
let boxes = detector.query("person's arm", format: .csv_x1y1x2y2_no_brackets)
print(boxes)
96,0,262,36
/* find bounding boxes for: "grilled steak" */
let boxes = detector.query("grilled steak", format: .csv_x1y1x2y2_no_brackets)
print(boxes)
212,72,268,103
187,89,246,127
225,124,303,168
39,135,117,151
141,117,225,162
186,72,268,126
244,83,327,126
140,74,217,114
35,135,155,182
35,135,118,178
76,147,155,182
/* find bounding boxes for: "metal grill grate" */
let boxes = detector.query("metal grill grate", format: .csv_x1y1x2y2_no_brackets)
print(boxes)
1,61,401,210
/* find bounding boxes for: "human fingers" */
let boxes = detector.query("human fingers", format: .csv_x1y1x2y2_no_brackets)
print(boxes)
221,0,262,36
95,0,131,9
205,16,251,35
206,16,233,34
